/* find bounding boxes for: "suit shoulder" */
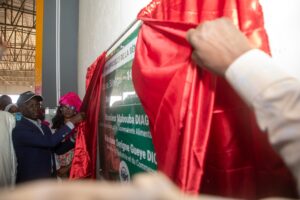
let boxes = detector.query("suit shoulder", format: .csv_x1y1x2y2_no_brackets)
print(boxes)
13,119,33,133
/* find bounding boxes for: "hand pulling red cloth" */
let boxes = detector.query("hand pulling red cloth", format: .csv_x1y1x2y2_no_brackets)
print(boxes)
132,0,297,198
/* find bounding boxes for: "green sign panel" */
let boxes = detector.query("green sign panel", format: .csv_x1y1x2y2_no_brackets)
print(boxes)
98,22,157,182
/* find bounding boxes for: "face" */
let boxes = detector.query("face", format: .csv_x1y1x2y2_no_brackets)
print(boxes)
20,98,41,120
60,105,77,119
8,105,18,113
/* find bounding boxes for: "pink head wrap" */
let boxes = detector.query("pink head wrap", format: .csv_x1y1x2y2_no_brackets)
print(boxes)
59,92,82,112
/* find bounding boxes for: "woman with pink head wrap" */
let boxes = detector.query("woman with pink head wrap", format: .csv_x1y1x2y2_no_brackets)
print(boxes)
52,92,82,178
58,92,82,113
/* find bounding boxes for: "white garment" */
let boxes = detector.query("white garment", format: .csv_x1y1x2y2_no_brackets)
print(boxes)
4,104,17,112
225,49,300,194
0,111,17,188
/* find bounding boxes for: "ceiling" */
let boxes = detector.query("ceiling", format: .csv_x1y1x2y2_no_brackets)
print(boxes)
0,0,36,92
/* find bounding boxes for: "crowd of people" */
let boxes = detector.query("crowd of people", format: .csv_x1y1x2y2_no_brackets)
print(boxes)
0,17,300,199
0,91,84,186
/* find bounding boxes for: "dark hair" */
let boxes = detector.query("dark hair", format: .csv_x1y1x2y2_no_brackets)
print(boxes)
0,95,12,110
51,106,65,130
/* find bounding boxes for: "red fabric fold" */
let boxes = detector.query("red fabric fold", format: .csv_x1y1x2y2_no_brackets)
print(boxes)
132,0,297,198
86,60,97,90
70,52,106,179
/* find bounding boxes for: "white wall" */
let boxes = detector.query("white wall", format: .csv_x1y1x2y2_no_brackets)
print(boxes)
77,0,150,97
260,0,300,79
77,1,300,97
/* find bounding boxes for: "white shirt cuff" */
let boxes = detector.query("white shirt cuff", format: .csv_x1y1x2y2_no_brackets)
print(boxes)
225,49,292,106
66,121,75,129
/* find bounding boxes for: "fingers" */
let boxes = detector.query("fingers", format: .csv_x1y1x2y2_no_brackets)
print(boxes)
186,28,196,47
186,28,203,68
70,112,85,124
191,51,205,68
185,17,251,76
79,112,86,120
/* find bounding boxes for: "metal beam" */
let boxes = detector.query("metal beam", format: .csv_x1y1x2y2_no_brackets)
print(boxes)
0,3,36,15
6,0,27,45
0,0,36,90
0,22,35,29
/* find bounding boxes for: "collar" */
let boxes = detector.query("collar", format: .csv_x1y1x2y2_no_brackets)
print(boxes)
24,117,44,135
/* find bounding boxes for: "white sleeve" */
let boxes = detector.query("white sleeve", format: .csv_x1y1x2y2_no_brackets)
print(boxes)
0,111,16,187
225,49,300,193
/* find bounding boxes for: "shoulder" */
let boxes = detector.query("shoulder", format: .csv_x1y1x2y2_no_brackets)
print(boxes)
0,110,14,121
14,117,34,133
15,117,28,127
0,111,15,130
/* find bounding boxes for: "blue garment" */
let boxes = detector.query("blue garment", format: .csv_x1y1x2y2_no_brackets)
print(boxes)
14,112,22,121
12,117,74,183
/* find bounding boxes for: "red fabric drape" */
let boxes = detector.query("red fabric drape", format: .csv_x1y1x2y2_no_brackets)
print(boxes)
86,61,97,90
70,52,106,179
132,0,297,198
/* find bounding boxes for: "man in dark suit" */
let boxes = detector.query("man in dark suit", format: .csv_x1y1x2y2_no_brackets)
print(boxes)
12,91,84,183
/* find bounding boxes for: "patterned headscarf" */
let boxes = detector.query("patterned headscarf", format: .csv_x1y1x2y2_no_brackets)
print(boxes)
59,92,82,112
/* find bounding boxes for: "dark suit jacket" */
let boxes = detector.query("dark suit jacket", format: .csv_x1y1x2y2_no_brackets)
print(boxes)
12,117,75,183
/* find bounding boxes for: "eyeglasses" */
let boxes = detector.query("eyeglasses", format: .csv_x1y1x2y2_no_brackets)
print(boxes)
60,105,76,112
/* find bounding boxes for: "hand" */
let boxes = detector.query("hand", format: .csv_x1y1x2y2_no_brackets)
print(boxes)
186,17,252,76
72,130,78,139
0,172,218,200
69,112,85,124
